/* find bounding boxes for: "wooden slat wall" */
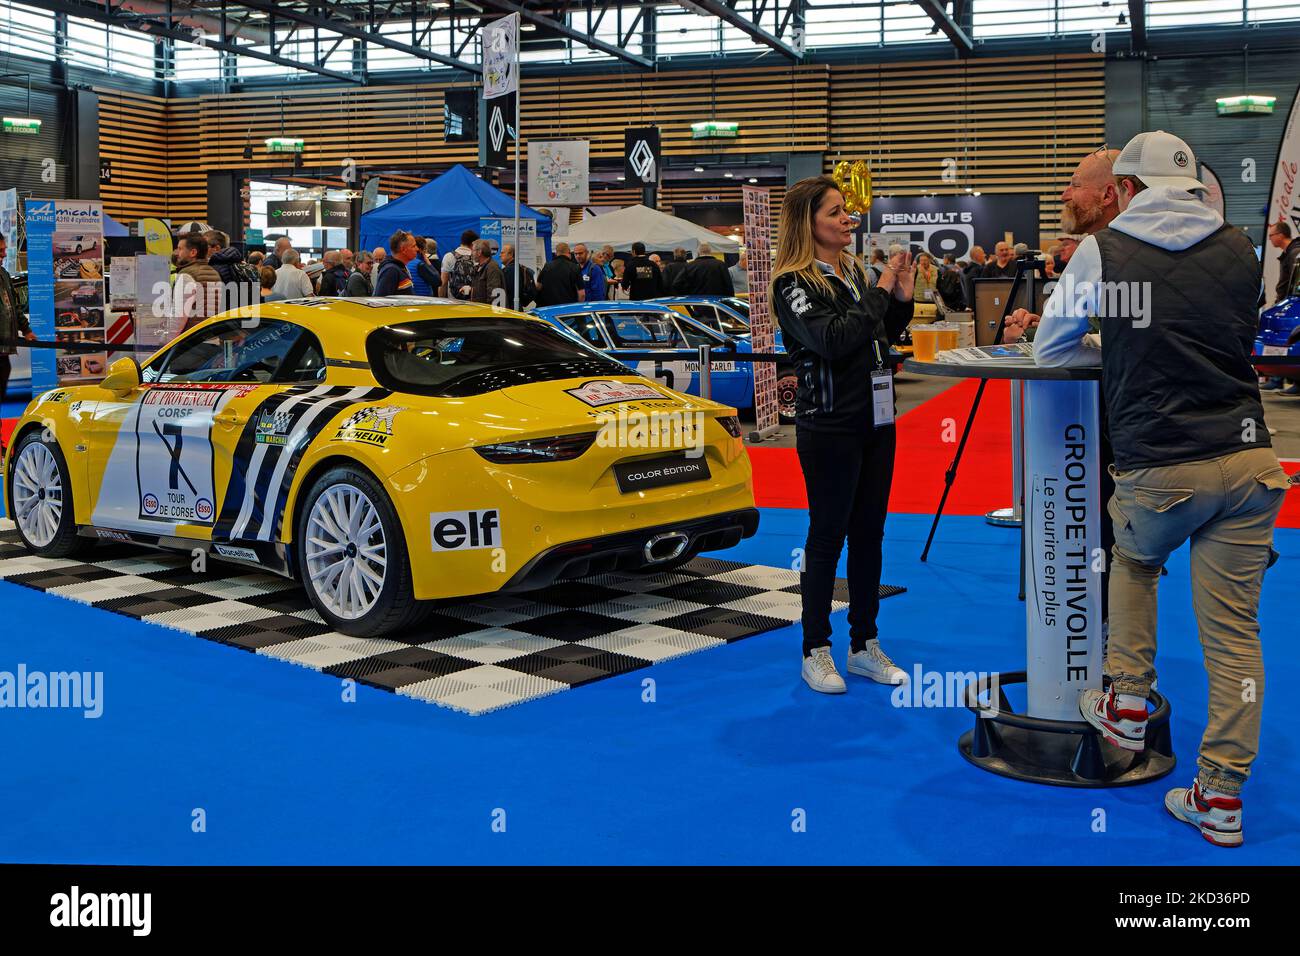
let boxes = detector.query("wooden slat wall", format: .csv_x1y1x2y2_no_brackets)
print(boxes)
95,53,1102,246
828,54,1106,243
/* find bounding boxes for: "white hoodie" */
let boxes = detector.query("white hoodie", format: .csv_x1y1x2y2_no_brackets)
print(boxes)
1034,186,1225,367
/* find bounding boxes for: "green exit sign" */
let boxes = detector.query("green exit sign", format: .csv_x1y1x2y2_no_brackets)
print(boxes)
265,136,305,153
1216,95,1276,117
691,121,739,139
3,116,41,135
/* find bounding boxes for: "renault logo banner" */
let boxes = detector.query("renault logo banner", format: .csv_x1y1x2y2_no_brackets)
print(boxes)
625,127,660,185
480,91,516,170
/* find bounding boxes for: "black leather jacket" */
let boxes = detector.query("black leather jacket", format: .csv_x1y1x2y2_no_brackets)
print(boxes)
772,262,913,434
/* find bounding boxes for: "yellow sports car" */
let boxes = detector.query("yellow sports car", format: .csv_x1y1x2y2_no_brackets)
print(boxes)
3,298,758,636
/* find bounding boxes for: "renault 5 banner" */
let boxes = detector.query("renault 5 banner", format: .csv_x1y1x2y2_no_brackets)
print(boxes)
25,198,107,389
860,194,1040,261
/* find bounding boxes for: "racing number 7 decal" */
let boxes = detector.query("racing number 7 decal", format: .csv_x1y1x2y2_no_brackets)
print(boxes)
154,421,199,496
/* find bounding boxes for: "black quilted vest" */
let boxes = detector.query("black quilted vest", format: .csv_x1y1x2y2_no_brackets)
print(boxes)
1093,223,1268,470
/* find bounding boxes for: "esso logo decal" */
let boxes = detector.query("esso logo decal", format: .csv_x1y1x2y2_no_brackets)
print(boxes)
195,498,214,521
142,494,160,514
430,509,501,552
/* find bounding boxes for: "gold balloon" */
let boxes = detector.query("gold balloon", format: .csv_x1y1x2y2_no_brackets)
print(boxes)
831,159,872,216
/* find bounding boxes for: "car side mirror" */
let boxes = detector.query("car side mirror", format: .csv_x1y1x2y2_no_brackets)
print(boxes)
100,356,141,396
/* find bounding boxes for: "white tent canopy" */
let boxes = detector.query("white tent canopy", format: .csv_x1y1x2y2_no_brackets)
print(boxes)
565,204,741,256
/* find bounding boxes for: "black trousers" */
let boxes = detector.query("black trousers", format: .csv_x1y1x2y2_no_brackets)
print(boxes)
0,353,10,410
796,424,896,656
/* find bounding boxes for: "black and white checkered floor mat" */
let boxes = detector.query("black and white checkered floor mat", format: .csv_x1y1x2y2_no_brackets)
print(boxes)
0,520,905,715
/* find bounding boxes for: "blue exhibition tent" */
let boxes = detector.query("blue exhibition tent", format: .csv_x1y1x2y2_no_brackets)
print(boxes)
358,164,553,262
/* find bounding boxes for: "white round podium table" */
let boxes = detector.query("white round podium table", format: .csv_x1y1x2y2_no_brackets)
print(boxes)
904,358,1175,787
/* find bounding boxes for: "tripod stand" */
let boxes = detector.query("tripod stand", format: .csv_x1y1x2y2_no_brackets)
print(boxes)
919,253,1047,567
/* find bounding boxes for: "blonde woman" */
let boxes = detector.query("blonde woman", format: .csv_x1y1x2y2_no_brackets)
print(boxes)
771,175,916,694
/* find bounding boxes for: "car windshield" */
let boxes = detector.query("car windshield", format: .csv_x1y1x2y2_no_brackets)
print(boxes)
367,316,634,397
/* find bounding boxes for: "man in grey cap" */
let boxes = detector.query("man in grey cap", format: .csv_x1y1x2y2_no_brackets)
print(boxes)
1035,131,1288,847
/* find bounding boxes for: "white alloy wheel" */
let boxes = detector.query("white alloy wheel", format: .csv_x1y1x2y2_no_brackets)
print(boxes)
12,441,64,548
304,483,388,620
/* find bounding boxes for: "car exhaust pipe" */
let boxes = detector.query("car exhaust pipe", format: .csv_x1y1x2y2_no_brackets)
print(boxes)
644,531,690,564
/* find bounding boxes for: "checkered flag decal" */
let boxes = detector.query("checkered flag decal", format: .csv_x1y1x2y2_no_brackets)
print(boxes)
0,520,905,716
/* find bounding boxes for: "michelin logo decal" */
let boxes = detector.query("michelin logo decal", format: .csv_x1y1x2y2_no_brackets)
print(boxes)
336,405,406,446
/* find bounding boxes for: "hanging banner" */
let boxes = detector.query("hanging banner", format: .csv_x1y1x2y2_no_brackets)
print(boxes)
479,218,541,275
742,185,779,436
26,199,106,388
266,200,319,229
1263,89,1300,307
481,92,516,171
320,200,351,230
480,13,519,171
624,127,661,185
0,189,17,272
528,141,589,206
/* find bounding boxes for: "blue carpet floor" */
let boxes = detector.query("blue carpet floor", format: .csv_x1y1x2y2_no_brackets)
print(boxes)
0,507,1296,865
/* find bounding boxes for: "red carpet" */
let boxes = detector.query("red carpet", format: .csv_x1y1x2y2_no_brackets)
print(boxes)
749,379,1013,515
0,418,14,455
747,381,1300,528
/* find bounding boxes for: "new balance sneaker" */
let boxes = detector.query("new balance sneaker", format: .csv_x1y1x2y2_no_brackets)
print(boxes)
846,640,908,685
1078,687,1147,751
802,647,846,694
1165,781,1244,847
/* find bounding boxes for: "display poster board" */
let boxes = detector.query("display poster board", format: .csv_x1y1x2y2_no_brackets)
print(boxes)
527,140,589,206
26,198,107,387
133,254,174,349
479,217,541,274
860,194,1040,262
110,256,137,309
320,201,351,230
742,185,779,435
0,189,17,272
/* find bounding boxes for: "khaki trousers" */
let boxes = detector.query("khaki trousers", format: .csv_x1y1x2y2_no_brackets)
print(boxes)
1107,446,1289,795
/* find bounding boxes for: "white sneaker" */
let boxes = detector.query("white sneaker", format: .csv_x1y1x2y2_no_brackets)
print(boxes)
1165,781,1244,848
846,640,908,685
802,647,846,694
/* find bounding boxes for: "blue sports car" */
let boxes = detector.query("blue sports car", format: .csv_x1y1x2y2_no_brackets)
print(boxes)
532,301,767,416
1255,295,1300,377
653,296,795,421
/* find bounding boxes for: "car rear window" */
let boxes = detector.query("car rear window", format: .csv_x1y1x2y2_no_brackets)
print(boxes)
366,316,635,397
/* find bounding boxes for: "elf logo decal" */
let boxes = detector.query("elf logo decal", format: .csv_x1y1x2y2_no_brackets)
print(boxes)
430,509,501,552
335,405,406,446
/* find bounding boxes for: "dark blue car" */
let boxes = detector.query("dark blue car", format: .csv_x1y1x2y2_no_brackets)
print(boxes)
1255,294,1300,378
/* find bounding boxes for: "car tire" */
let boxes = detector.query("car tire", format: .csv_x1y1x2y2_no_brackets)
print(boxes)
9,431,88,558
295,464,427,637
775,366,798,425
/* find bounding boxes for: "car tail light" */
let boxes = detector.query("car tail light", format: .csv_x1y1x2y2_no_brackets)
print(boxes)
717,415,742,438
474,431,598,463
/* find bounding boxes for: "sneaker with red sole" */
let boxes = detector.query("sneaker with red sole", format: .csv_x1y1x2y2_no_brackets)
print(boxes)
1165,781,1244,847
1078,687,1147,752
